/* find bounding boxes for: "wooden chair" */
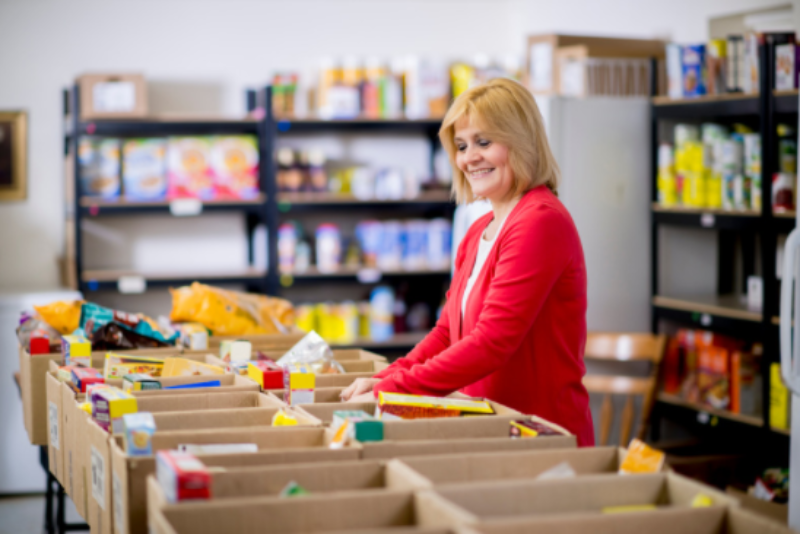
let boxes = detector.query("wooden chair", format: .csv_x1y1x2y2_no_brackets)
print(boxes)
583,332,666,447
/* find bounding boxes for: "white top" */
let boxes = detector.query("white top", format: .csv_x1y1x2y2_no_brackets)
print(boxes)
461,215,507,317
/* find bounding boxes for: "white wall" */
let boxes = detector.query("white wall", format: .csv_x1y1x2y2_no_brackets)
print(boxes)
0,0,785,297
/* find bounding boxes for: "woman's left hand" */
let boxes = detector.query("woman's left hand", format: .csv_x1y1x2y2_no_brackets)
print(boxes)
346,391,376,403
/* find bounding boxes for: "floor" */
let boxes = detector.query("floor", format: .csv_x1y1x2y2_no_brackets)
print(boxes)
0,494,85,534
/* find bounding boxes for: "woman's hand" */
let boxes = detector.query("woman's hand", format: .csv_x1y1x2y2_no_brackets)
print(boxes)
347,391,377,403
340,377,380,401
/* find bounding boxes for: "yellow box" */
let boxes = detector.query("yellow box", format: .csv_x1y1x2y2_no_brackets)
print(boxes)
61,335,91,367
286,364,315,390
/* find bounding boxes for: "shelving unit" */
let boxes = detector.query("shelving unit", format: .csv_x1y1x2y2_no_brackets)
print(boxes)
648,44,795,446
64,85,453,351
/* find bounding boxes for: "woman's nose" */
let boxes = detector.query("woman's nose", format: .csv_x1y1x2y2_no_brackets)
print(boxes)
465,145,482,164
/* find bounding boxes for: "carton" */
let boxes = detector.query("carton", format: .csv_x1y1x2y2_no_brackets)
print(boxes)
455,506,792,534
394,446,630,488
147,489,460,534
726,487,788,524
146,457,431,524
112,427,359,534
83,391,288,534
362,416,574,458
45,371,66,483
267,387,344,404
77,73,148,121
430,472,736,524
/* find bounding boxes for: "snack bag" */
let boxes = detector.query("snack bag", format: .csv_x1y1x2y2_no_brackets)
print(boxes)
80,302,177,345
210,136,259,199
166,137,214,199
272,409,299,427
33,300,84,335
169,282,295,336
619,439,666,474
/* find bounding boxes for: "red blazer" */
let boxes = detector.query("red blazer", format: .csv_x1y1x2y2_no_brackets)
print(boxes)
373,185,594,446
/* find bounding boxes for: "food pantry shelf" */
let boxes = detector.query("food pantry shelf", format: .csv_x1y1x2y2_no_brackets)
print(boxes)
330,331,426,350
652,294,763,340
276,117,442,134
652,204,761,230
287,266,451,282
652,294,762,322
79,194,268,216
651,93,759,119
81,268,268,291
774,89,799,114
277,190,453,210
657,392,764,428
73,117,259,136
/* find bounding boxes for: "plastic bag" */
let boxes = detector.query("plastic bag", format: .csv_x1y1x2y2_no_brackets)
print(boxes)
33,300,84,335
16,316,60,350
276,331,344,374
169,282,295,336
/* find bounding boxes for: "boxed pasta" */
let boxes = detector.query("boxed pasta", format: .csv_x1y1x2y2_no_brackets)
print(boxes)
78,137,121,199
166,137,214,200
210,135,260,199
122,138,167,201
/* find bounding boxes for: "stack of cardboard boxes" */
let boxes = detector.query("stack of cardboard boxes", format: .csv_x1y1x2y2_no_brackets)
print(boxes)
17,333,794,534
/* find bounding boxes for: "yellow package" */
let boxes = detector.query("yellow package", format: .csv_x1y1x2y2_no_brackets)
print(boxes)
34,300,84,335
272,409,299,427
619,439,666,474
170,282,295,336
161,357,225,378
691,494,713,508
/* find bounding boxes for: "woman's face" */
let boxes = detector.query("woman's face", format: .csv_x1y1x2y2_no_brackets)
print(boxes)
454,115,514,204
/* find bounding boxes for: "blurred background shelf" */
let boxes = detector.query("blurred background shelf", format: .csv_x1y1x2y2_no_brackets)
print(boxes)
79,195,268,216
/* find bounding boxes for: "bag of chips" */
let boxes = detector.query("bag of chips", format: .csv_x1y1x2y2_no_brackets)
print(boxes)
33,300,84,335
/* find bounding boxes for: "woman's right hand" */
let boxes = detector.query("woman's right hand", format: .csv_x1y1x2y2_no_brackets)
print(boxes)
340,377,380,401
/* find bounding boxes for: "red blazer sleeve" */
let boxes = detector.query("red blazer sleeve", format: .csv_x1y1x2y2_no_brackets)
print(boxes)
374,204,574,396
372,220,481,380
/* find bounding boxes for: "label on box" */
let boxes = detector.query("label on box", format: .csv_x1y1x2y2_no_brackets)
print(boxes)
169,198,203,217
91,445,105,509
113,472,124,534
93,81,136,113
49,402,59,450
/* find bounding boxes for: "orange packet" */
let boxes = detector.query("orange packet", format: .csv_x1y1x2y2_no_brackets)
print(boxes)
619,438,665,474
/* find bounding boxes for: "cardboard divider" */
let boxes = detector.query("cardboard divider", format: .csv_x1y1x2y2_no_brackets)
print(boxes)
112,427,361,534
394,447,626,487
266,387,345,404
457,506,793,534
207,333,305,349
362,435,577,460
430,472,737,524
146,489,462,534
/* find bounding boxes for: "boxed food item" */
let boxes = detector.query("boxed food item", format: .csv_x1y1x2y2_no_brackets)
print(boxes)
104,352,165,379
376,392,494,420
248,360,284,390
166,137,214,200
57,365,77,383
619,439,666,474
156,450,211,503
698,345,730,410
122,373,162,393
61,334,91,367
682,45,707,97
91,387,138,433
76,73,147,120
730,348,762,415
123,412,156,456
162,357,225,377
122,138,167,201
176,322,208,350
71,367,104,393
509,419,569,438
284,364,315,405
78,137,121,199
332,410,384,442
28,328,52,355
209,135,259,199
220,339,252,362
775,43,796,90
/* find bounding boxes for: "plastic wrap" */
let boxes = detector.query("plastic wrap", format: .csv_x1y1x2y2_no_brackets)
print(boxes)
170,282,295,336
276,331,344,374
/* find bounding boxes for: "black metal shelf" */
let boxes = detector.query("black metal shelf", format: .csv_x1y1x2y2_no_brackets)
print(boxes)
653,305,763,340
276,191,453,213
276,118,441,134
651,94,760,119
281,266,451,285
73,118,259,137
79,195,268,216
81,269,268,292
774,90,799,114
652,206,761,230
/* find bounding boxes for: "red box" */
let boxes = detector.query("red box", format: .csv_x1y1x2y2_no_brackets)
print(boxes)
156,451,211,503
247,360,284,390
29,329,51,355
71,367,104,393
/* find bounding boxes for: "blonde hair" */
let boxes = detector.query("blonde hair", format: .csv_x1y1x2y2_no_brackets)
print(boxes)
439,77,560,204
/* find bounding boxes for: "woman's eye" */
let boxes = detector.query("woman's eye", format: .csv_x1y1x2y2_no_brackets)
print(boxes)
478,139,491,147
456,145,467,152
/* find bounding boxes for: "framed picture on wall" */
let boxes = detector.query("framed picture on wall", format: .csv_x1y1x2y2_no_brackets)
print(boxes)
0,110,28,202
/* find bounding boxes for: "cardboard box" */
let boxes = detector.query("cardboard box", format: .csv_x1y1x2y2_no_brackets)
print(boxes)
431,472,736,524
395,446,629,488
455,506,793,534
267,387,345,404
726,487,788,524
82,391,288,534
112,427,360,534
207,333,304,349
77,73,148,121
45,371,66,483
362,419,576,460
147,489,460,534
525,34,666,94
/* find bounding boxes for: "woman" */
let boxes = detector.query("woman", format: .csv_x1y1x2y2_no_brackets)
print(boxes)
342,77,594,446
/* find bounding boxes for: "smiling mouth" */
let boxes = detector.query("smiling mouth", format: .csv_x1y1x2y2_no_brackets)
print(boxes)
469,168,494,177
